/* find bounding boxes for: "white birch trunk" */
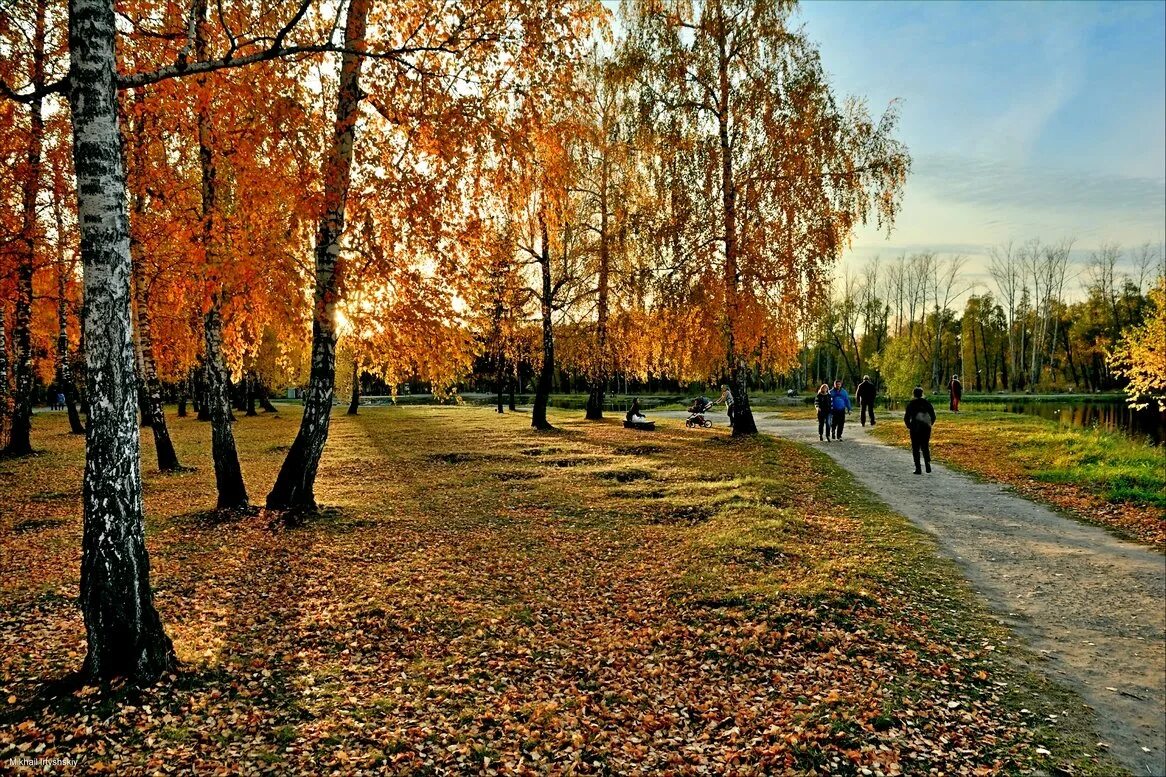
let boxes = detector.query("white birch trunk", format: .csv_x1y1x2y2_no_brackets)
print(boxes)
69,0,174,682
267,0,370,510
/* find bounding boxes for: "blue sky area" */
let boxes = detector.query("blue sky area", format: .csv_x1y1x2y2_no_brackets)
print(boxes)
792,0,1166,288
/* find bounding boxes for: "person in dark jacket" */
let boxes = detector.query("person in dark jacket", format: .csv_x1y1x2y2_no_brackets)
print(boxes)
904,386,936,474
855,375,876,426
814,383,832,441
948,374,962,412
828,380,851,439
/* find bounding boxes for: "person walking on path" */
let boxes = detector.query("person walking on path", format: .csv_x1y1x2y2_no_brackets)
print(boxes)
814,384,832,441
949,374,962,412
716,384,735,428
855,375,876,426
904,386,936,473
828,379,852,439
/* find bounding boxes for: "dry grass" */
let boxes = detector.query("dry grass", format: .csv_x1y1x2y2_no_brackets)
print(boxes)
0,406,1120,775
870,410,1165,547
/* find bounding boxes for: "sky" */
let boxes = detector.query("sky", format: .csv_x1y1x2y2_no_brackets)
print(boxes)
792,0,1166,293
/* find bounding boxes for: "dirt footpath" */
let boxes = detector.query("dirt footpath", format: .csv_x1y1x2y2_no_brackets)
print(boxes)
734,412,1165,775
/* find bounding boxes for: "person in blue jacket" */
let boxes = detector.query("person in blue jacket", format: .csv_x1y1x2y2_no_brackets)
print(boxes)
829,379,852,439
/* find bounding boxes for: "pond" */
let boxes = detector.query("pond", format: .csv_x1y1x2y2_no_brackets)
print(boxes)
993,400,1164,446
884,397,1164,446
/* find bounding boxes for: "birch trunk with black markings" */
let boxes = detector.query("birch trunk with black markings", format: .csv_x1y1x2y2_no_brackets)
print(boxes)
54,191,86,434
715,15,755,436
70,0,175,683
347,360,359,415
532,208,555,431
125,101,181,469
3,0,46,457
0,306,9,448
195,0,247,508
267,0,370,510
131,263,181,470
585,160,610,421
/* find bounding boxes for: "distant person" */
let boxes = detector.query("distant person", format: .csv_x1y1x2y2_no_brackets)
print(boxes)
814,383,832,441
626,398,646,423
716,383,735,428
57,392,66,411
949,374,962,412
904,386,937,474
855,375,876,426
828,379,851,439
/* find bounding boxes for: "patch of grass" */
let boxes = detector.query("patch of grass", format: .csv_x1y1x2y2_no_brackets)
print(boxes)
541,455,601,468
612,444,663,456
28,489,80,503
593,467,654,483
0,405,1126,775
649,504,715,525
427,451,477,464
870,409,1165,546
12,518,65,533
490,470,541,482
158,725,193,742
273,724,298,744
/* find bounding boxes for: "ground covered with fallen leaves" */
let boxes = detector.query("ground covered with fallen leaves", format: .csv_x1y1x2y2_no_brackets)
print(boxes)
868,409,1165,548
1,407,1122,775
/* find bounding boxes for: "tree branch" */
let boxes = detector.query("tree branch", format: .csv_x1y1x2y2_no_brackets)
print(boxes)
0,77,65,103
118,40,486,90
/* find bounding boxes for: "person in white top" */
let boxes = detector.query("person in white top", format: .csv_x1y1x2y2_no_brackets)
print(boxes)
716,384,735,428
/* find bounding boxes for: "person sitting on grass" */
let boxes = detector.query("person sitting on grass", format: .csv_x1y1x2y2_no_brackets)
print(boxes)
626,398,647,424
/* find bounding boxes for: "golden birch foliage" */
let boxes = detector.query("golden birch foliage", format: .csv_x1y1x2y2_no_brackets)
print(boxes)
0,0,72,386
329,0,605,391
1110,277,1166,412
621,0,909,380
115,1,324,383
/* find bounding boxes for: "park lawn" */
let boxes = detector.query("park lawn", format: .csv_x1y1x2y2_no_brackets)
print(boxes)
869,409,1166,548
0,407,1120,775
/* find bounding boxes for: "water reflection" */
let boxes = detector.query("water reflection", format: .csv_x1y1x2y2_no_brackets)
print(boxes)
997,401,1163,446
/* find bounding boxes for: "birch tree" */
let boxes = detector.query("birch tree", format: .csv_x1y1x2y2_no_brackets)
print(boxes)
0,0,601,682
623,0,909,435
1,0,47,458
51,153,86,434
989,241,1021,390
69,0,176,682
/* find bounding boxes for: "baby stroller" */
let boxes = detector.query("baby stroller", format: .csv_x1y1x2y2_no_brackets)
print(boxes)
685,397,714,428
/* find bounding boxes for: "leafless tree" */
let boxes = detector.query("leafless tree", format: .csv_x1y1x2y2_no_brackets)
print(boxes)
989,241,1022,390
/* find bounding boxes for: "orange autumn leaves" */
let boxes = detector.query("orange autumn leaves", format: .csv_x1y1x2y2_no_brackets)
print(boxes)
2,0,910,410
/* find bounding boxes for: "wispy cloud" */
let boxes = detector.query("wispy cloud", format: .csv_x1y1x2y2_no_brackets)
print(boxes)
794,0,1164,301
915,154,1165,220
